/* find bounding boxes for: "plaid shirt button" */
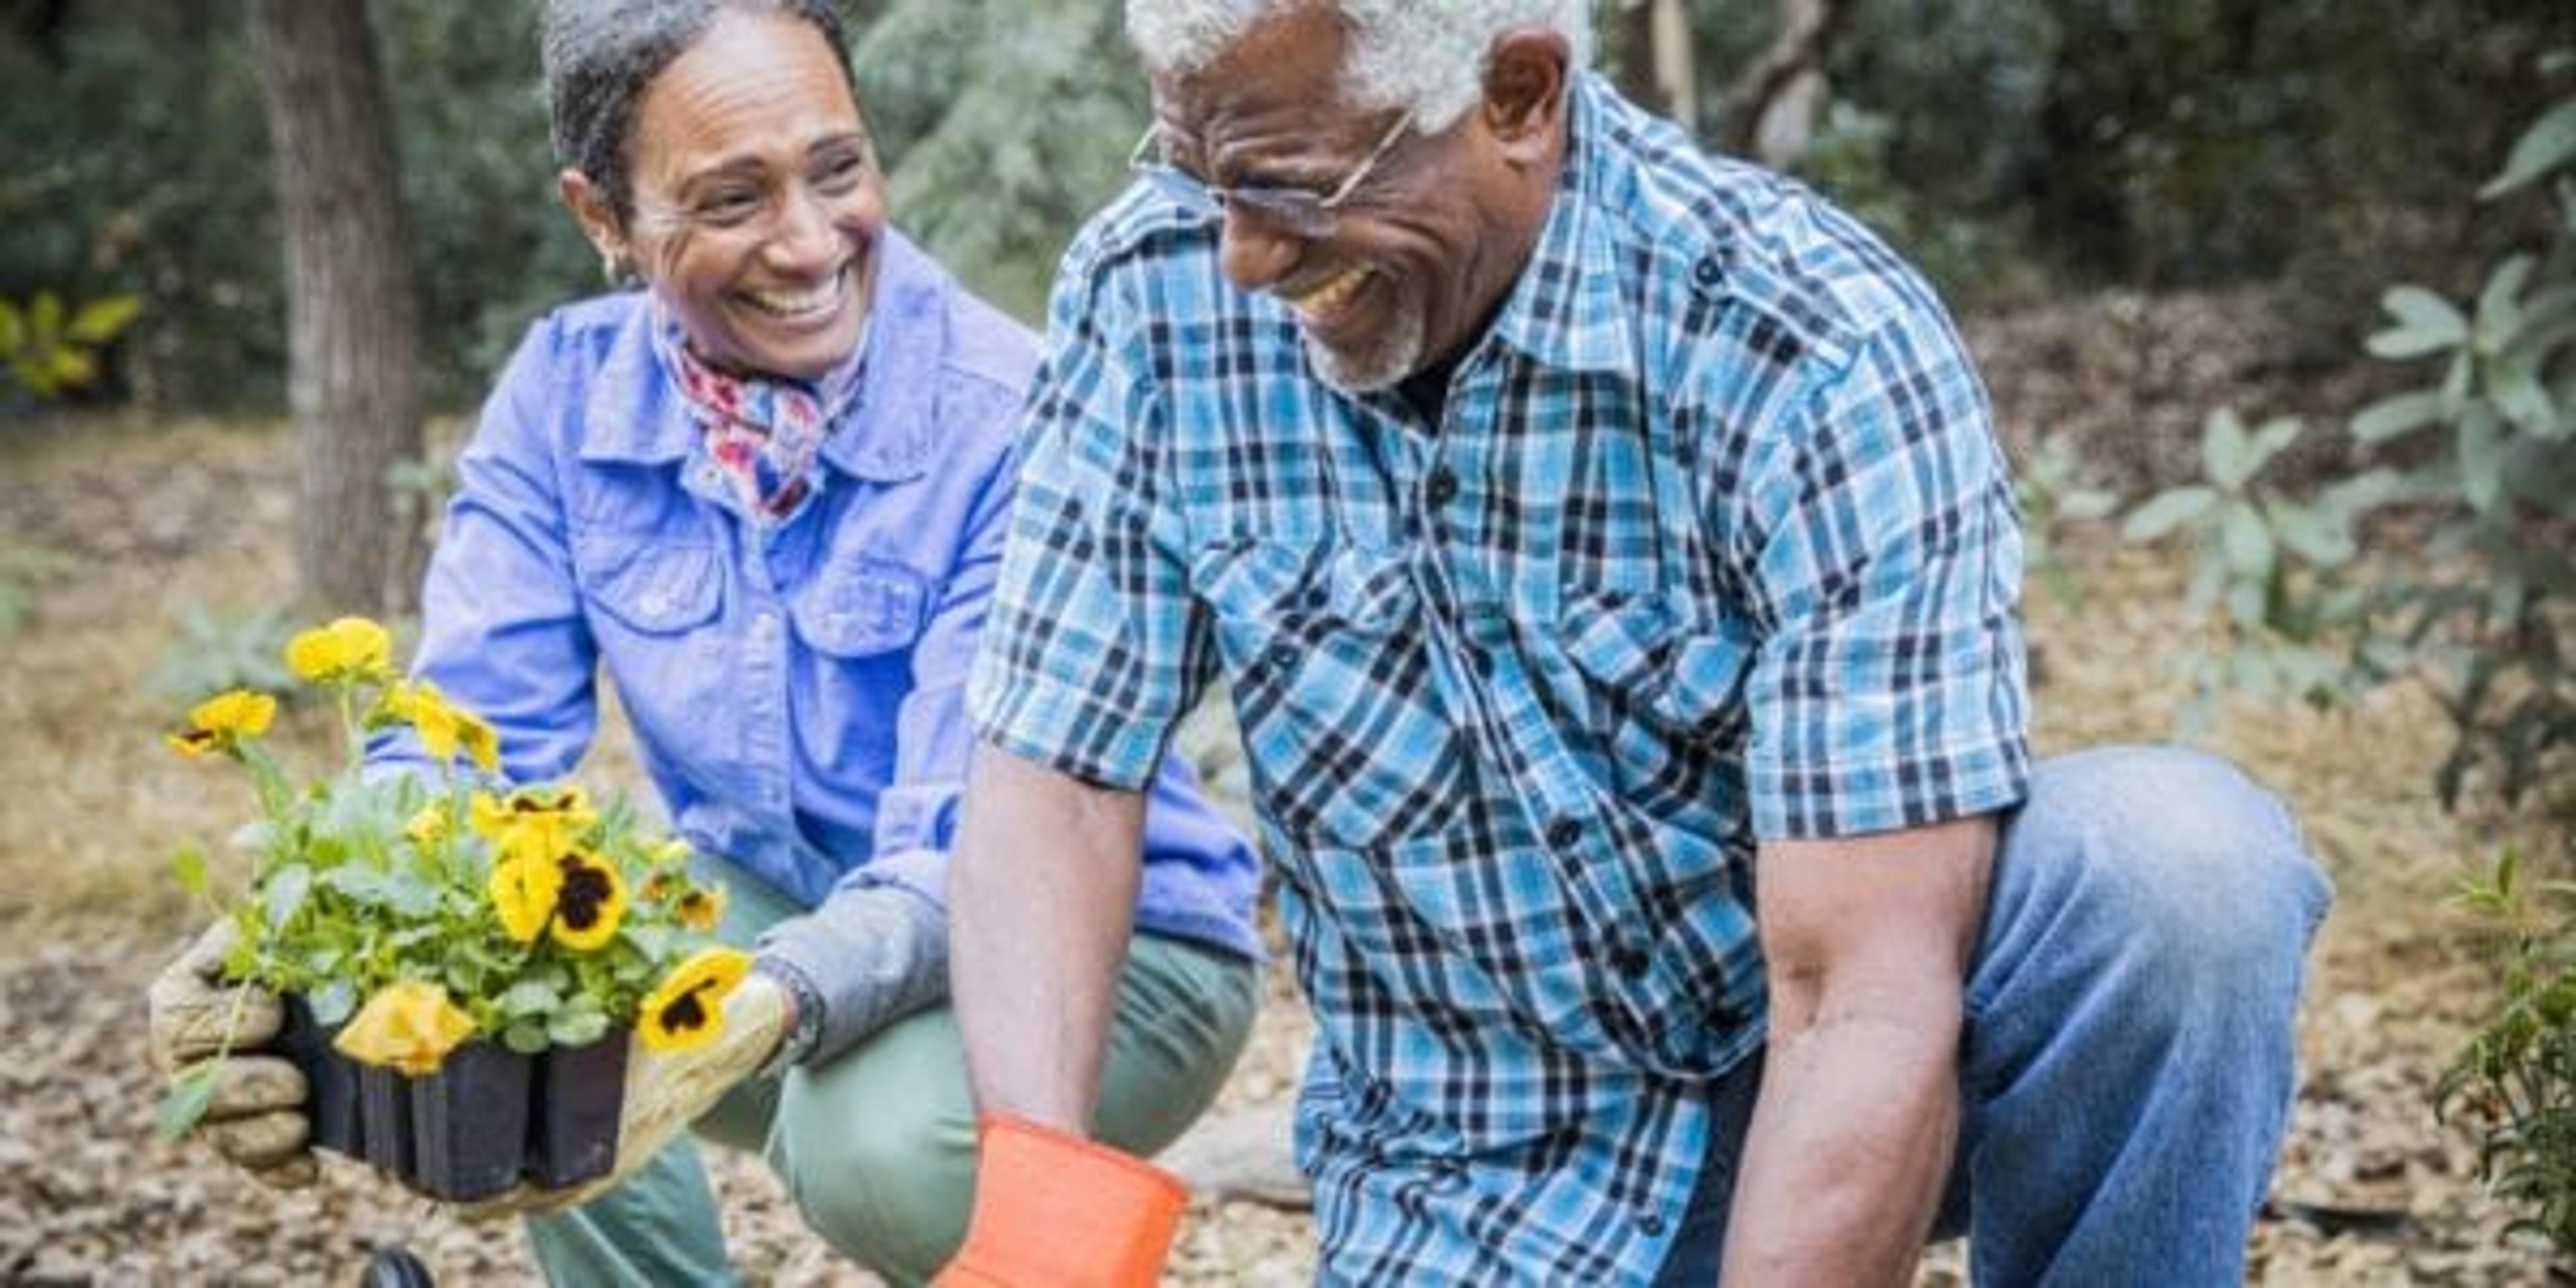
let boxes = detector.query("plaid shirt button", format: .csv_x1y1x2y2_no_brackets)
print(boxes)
1424,467,1460,507
1545,816,1582,849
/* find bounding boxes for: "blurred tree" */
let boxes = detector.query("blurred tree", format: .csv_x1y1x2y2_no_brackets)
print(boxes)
246,0,425,614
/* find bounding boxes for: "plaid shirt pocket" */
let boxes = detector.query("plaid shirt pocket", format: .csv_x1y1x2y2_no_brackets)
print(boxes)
1194,538,1471,851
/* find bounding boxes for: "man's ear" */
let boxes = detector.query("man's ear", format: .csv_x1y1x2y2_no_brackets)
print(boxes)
557,168,627,264
1481,28,1570,157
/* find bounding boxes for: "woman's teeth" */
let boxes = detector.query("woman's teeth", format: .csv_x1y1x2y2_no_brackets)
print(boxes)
748,272,843,319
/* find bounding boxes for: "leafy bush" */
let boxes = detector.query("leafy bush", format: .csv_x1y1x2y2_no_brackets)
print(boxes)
2124,57,2575,804
0,291,140,400
2437,847,2576,1261
149,602,299,705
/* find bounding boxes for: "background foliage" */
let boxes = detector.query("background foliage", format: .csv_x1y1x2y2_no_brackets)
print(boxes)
3,0,2569,415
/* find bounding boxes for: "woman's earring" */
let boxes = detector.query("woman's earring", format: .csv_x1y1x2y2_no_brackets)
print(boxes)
601,250,635,286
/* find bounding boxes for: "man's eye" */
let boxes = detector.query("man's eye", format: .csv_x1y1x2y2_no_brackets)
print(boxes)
813,153,869,193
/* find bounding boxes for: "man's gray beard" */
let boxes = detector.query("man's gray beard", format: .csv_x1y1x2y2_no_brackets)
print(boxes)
1303,302,1426,396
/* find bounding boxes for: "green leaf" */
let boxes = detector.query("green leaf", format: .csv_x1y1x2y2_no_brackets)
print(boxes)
2489,363,2557,438
2055,488,2120,521
2268,502,2355,569
2479,99,2576,199
65,295,140,344
28,292,61,341
0,299,22,354
2202,408,2253,491
262,863,313,932
2459,408,2507,515
500,979,563,1017
154,1069,221,1141
311,978,358,1024
2474,256,2536,352
549,1009,611,1048
2351,390,2448,445
2369,287,2471,360
2125,486,2218,543
2244,417,2303,480
172,846,209,898
2222,502,2275,580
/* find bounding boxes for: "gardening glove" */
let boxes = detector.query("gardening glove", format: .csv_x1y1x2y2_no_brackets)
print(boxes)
453,969,791,1220
935,1116,1189,1287
145,920,319,1187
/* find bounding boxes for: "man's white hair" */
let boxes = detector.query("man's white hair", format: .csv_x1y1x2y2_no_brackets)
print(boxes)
1127,0,1592,133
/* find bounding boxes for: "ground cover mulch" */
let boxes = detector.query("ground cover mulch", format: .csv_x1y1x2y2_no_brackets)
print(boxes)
0,288,2566,1284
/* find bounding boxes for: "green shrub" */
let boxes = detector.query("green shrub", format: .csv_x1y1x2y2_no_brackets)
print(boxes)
2124,56,2575,804
2437,847,2576,1262
0,291,139,400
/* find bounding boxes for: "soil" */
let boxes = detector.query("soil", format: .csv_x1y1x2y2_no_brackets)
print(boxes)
0,288,2566,1285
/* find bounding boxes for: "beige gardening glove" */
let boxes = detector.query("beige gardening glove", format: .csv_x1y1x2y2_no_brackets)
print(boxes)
455,969,791,1219
145,921,319,1187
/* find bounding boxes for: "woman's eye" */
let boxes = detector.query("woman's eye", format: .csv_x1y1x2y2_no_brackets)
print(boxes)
695,190,763,223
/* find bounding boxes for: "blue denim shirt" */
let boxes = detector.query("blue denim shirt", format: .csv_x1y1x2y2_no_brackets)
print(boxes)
389,229,1263,962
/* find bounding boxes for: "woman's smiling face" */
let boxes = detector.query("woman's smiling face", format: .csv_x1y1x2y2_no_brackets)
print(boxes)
602,8,884,380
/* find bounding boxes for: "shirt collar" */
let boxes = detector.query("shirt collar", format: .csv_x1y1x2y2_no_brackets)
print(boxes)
1483,72,1636,377
580,227,945,483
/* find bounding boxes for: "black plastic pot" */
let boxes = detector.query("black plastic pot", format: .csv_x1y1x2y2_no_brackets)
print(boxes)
275,994,363,1158
358,1063,415,1177
529,1028,629,1189
409,1041,533,1201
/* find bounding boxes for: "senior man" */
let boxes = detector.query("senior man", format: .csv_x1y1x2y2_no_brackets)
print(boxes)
936,2,2332,1283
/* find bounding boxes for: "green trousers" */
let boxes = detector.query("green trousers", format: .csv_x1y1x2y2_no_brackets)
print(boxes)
525,866,1260,1286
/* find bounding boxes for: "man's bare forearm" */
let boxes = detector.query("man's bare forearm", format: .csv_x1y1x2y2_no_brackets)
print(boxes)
1721,985,1962,1284
948,741,1148,1132
1720,820,1993,1285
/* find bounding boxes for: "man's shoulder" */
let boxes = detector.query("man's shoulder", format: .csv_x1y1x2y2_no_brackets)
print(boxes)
1586,87,1957,370
1052,186,1228,317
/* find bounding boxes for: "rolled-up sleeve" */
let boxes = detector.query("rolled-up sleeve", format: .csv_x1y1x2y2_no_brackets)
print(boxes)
967,256,1211,791
1734,311,2030,839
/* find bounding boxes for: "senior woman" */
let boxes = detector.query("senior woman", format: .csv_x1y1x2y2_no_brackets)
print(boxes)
142,1,1262,1282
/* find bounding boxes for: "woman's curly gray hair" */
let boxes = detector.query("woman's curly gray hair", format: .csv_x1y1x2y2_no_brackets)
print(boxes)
1126,0,1591,133
541,0,855,222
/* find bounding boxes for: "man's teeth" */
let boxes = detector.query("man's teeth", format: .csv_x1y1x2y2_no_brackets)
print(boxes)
1287,267,1368,317
750,275,843,317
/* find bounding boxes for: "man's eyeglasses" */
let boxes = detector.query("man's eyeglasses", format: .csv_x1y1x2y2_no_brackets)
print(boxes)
1128,111,1413,239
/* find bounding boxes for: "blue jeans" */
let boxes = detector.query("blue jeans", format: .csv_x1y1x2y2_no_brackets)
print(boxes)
1653,746,2333,1285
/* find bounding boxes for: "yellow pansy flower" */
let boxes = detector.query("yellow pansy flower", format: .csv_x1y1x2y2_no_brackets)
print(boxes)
164,689,278,757
334,980,476,1074
549,848,628,951
381,680,501,773
284,616,394,686
674,884,727,932
470,786,596,867
490,850,564,943
639,947,751,1054
405,803,449,849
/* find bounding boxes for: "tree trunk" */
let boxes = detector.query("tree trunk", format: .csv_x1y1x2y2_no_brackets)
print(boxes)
1719,0,1843,169
1611,0,1698,130
246,0,424,616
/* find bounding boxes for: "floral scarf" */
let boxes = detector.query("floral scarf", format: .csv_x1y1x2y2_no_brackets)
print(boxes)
651,308,868,530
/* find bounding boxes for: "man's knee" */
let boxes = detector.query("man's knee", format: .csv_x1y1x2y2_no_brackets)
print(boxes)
2006,745,2332,1000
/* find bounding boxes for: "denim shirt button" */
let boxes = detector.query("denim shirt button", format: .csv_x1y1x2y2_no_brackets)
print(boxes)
1640,1212,1668,1237
1265,642,1301,672
1544,816,1582,849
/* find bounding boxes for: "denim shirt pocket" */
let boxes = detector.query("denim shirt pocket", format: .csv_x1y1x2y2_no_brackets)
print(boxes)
580,537,724,635
790,557,927,659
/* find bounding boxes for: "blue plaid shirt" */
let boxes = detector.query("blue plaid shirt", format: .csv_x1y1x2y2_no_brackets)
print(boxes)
970,74,2028,1282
